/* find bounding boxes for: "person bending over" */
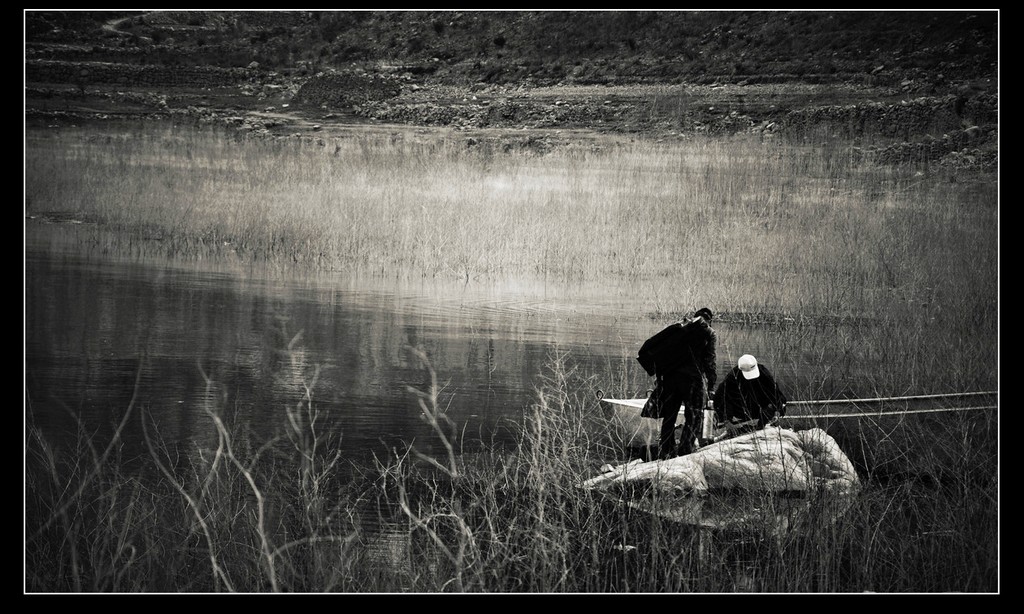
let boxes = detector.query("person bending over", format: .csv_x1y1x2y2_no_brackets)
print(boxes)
638,307,717,458
713,354,787,436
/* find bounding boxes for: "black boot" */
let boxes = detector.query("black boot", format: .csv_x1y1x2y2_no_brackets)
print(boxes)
676,437,694,457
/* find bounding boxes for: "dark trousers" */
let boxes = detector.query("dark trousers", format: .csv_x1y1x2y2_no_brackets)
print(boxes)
656,377,706,459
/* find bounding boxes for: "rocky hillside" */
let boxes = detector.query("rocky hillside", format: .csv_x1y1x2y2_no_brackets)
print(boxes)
24,10,999,168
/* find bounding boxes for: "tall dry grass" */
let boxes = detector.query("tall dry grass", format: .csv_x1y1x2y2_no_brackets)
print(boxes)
24,122,997,323
24,121,998,592
26,350,367,592
25,342,998,592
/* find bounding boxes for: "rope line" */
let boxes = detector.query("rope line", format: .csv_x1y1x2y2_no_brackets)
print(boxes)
781,404,997,420
787,390,997,406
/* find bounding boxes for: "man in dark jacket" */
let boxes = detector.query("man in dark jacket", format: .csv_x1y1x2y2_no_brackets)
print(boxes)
638,307,717,459
712,354,787,436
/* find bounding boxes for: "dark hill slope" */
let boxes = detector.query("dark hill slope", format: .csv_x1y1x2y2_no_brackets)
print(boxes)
24,11,999,168
25,10,997,87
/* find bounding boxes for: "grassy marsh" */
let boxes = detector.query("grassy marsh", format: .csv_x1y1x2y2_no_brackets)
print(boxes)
24,122,997,399
25,345,998,593
25,122,997,318
24,121,998,592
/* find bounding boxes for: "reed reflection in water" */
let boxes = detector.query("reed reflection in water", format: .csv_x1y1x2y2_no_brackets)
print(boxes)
25,243,669,465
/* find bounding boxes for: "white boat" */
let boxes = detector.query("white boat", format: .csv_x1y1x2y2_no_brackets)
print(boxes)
600,390,998,448
599,397,684,448
593,390,994,537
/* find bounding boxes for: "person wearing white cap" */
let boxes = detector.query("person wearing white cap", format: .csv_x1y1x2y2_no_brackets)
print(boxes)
711,353,788,436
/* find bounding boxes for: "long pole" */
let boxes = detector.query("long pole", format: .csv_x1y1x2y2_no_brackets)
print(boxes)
787,390,997,406
782,404,997,420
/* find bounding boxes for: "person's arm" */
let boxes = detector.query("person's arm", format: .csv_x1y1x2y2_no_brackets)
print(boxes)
701,328,717,391
712,380,725,422
727,417,759,434
717,375,755,434
725,382,758,432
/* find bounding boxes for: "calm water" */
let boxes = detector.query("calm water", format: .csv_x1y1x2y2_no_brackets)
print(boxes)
24,228,650,465
25,225,837,470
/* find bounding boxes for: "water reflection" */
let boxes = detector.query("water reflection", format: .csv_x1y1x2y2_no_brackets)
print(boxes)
25,228,862,468
26,235,657,466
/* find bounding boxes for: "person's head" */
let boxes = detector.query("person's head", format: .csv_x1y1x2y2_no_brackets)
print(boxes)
694,307,714,322
737,354,760,379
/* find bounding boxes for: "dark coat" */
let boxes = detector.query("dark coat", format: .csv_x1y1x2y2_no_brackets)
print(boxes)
637,318,717,382
638,318,717,418
712,364,787,428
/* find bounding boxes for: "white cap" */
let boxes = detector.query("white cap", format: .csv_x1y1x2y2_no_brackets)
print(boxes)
738,354,760,379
